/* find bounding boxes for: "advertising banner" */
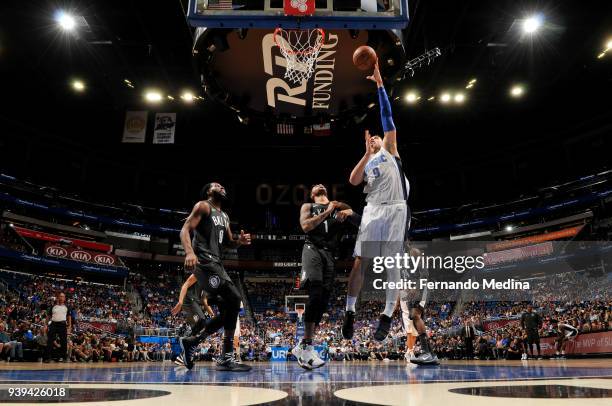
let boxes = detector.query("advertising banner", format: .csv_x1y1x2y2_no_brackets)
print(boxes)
152,113,176,144
122,111,147,143
44,243,120,266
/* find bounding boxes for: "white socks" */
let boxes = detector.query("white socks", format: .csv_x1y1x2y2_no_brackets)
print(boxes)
383,301,396,317
346,296,357,312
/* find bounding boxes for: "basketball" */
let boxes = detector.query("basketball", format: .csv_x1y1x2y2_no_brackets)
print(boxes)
353,45,377,71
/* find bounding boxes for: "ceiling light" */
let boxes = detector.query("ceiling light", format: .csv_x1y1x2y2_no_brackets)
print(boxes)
56,12,76,31
427,96,435,101
405,92,419,103
145,90,163,103
606,39,612,50
72,80,85,92
440,93,451,103
505,225,514,232
181,91,195,102
468,78,477,85
167,95,175,100
523,15,543,34
510,85,525,97
598,52,606,59
454,93,465,103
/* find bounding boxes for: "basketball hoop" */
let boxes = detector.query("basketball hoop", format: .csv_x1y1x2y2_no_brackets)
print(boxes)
295,303,306,322
274,28,325,84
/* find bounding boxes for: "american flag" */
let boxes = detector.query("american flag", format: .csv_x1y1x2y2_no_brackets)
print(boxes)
207,0,234,10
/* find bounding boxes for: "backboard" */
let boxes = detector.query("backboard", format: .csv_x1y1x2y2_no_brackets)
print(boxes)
187,0,410,123
187,0,409,29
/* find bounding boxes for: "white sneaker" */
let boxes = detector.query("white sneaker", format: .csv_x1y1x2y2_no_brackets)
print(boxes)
294,345,325,370
404,350,413,362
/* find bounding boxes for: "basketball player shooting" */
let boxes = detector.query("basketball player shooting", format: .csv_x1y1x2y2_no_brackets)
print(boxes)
172,182,251,372
292,184,361,370
342,58,411,343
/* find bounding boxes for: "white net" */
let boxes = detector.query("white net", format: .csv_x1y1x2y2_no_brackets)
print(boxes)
274,28,325,84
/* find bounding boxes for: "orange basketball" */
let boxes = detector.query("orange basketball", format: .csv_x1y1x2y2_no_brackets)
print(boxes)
352,45,377,71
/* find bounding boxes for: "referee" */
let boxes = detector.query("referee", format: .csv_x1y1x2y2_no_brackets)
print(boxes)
44,292,71,363
520,303,542,360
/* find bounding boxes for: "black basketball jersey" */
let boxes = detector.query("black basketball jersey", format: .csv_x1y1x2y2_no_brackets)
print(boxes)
304,203,343,251
192,201,229,262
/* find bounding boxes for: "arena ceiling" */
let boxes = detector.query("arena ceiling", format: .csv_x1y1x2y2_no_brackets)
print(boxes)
0,0,611,213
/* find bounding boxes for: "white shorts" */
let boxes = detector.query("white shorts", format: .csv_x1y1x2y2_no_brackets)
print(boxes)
354,201,410,258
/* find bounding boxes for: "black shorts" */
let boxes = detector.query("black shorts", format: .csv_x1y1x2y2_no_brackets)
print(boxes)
300,244,335,289
183,294,208,327
526,329,540,344
193,260,232,295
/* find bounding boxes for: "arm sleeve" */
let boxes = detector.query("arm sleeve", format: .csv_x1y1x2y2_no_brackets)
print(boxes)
378,86,395,132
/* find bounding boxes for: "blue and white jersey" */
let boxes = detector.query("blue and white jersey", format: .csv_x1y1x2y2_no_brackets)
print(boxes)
363,147,410,204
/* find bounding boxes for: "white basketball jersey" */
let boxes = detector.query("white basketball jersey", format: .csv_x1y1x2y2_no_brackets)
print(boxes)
363,147,410,204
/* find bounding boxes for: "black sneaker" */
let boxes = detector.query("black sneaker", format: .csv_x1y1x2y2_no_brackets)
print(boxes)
410,352,440,366
179,336,197,370
216,353,252,372
342,311,355,339
374,314,392,341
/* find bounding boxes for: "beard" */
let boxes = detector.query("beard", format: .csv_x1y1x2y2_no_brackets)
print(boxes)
211,190,229,202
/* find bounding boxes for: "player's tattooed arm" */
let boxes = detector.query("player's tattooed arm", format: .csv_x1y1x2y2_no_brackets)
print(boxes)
224,224,252,248
334,202,362,226
300,202,337,232
180,202,210,270
349,130,375,186
171,274,197,315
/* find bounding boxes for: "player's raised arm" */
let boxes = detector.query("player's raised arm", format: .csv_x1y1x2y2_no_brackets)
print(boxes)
349,130,375,185
334,202,362,227
367,62,398,157
180,201,210,270
299,202,337,232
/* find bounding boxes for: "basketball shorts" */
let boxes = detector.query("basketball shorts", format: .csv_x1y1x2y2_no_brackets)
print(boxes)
353,201,410,258
183,291,208,328
193,260,232,294
526,329,540,344
300,243,336,290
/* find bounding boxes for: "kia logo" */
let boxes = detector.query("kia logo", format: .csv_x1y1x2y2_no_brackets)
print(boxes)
94,254,115,265
71,251,92,262
46,246,67,258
